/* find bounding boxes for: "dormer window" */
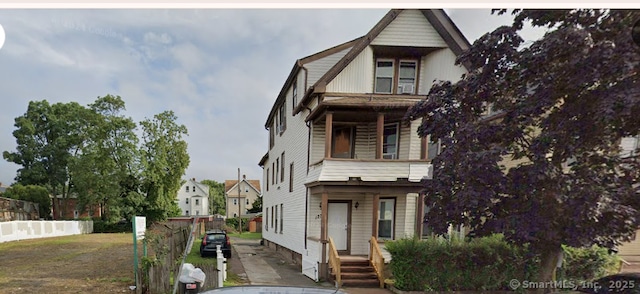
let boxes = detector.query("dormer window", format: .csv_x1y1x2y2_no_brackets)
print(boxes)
374,58,417,94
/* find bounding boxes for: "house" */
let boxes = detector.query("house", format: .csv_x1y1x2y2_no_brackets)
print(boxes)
224,175,261,219
51,194,101,219
258,9,470,285
177,178,210,216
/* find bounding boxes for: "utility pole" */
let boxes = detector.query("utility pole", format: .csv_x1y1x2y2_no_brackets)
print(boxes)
238,168,242,234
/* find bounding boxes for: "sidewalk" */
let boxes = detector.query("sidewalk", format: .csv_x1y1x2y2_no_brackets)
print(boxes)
229,236,392,294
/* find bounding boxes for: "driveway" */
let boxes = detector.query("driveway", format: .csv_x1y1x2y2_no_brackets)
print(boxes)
229,237,392,294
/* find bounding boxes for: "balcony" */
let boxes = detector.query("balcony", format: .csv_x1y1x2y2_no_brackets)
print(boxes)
306,158,432,184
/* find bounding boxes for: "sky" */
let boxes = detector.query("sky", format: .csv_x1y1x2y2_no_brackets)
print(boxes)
0,8,545,186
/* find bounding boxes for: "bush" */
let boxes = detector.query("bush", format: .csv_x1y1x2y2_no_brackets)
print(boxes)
224,218,249,233
93,219,132,233
385,234,535,291
558,245,620,282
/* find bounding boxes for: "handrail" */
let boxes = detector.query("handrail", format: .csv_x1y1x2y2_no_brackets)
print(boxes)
328,237,341,287
369,236,385,288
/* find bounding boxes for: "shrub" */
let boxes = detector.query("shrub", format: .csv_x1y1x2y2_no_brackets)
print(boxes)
224,218,249,232
93,219,132,233
558,245,620,282
385,234,535,291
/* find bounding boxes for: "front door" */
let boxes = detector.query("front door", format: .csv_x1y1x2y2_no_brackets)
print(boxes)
328,202,350,254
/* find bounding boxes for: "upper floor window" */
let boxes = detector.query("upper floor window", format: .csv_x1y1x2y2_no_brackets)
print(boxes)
292,79,298,111
266,168,270,191
280,152,285,183
427,135,442,161
383,123,399,159
192,186,196,192
185,186,189,192
277,103,286,134
233,198,237,205
186,198,189,204
195,199,199,206
374,59,417,94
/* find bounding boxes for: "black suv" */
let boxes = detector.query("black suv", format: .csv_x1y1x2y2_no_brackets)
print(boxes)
200,229,231,258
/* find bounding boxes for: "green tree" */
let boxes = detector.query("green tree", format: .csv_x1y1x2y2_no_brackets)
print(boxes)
139,111,190,223
69,95,140,221
3,184,51,219
3,100,92,218
201,179,225,215
406,9,640,285
248,196,262,213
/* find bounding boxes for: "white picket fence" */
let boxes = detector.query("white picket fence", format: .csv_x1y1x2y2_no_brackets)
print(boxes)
0,220,93,243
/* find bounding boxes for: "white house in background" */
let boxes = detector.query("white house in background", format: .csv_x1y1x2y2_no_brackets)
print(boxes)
177,178,210,216
258,9,470,285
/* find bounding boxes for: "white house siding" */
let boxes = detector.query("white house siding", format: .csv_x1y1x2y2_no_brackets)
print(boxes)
398,123,412,160
408,120,422,160
326,47,374,93
419,48,467,94
371,10,447,48
354,123,376,160
262,81,312,258
310,123,325,164
177,180,210,216
306,47,352,90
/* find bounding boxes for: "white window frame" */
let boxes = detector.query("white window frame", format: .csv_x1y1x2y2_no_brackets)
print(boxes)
427,134,442,161
383,123,399,159
378,198,395,240
397,60,417,94
374,59,395,94
233,198,237,206
195,199,199,206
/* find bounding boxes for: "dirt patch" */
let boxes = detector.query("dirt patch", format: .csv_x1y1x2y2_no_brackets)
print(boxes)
0,233,137,294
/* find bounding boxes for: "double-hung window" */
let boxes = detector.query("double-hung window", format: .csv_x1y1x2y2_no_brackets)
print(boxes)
374,59,417,95
383,123,399,159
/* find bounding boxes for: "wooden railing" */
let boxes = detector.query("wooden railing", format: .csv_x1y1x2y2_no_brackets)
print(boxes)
369,236,385,288
328,237,342,287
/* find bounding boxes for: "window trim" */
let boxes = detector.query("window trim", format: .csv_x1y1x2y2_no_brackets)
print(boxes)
377,198,396,240
374,58,419,95
275,204,279,233
383,123,400,159
266,168,270,191
427,134,442,161
280,203,283,233
292,79,298,113
289,162,294,192
280,152,285,183
276,158,280,184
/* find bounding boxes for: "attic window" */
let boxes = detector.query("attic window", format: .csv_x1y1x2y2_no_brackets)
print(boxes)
292,79,298,111
374,58,417,94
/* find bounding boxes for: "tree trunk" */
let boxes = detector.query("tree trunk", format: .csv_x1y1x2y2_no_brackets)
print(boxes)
535,245,563,294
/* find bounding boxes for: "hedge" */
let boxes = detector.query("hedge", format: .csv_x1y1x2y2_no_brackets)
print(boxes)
385,234,621,292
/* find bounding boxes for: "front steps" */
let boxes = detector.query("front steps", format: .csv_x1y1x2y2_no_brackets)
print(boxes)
331,256,380,288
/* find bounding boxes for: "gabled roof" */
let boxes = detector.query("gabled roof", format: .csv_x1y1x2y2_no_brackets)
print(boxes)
225,179,261,194
264,37,363,128
294,9,471,116
182,179,210,197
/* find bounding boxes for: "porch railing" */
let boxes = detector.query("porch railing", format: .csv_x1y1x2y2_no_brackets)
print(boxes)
328,237,342,287
369,236,385,288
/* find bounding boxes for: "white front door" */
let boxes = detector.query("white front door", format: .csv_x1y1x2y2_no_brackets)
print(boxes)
328,202,349,252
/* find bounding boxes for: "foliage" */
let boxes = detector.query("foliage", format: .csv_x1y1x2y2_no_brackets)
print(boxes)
4,96,191,224
558,245,620,282
224,218,249,233
385,234,536,291
139,111,190,223
93,219,132,233
247,196,262,213
200,179,225,215
405,9,640,280
2,184,51,219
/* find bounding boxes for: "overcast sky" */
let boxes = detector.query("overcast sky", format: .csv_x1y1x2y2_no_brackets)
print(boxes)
0,9,545,186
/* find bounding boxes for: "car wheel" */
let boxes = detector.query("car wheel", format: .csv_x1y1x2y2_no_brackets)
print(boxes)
224,252,231,259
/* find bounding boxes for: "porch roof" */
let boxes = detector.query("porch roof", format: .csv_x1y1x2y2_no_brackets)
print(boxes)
306,94,425,123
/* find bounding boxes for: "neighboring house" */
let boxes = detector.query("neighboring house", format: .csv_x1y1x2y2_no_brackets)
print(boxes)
177,178,210,216
51,194,101,220
224,175,261,219
259,9,470,283
0,182,8,194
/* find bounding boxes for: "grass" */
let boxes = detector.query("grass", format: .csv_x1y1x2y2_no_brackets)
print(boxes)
223,272,245,287
185,236,217,265
227,232,262,240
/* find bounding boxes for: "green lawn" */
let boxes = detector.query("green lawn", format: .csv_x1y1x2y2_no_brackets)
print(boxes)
227,232,262,240
185,236,217,265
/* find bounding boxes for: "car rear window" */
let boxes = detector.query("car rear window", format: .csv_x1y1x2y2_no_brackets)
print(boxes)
206,234,226,241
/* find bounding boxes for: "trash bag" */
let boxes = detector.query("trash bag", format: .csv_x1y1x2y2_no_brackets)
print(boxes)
179,263,196,283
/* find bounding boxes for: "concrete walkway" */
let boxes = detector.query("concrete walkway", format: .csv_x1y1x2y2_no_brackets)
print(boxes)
230,237,392,294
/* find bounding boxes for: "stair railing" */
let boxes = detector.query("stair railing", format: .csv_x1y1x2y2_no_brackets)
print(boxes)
369,236,385,288
328,237,342,287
